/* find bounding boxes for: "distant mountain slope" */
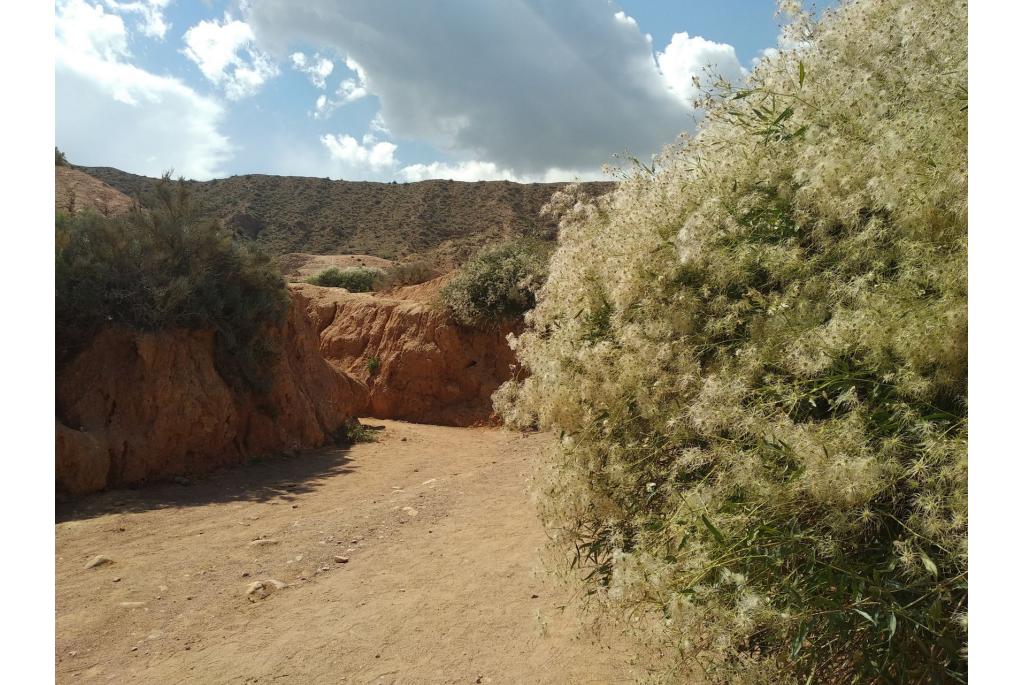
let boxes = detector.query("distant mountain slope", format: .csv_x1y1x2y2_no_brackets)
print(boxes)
55,167,134,217
78,166,614,265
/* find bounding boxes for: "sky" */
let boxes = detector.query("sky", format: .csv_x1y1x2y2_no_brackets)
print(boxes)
55,0,794,182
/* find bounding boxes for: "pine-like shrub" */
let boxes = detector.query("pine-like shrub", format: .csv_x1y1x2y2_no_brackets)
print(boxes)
56,175,289,393
439,240,550,327
305,266,382,292
496,0,966,682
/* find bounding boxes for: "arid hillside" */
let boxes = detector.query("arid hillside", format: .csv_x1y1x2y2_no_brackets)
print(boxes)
77,166,614,265
55,167,133,217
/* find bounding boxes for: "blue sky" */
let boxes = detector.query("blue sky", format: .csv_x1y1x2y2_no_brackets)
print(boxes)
56,0,797,182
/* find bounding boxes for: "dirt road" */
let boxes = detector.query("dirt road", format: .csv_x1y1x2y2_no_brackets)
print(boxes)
55,421,631,684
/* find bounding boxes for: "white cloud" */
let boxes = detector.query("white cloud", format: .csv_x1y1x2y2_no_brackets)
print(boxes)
398,160,606,183
104,0,171,39
399,160,518,183
321,133,397,170
613,10,638,29
337,56,369,103
56,0,231,179
182,15,278,100
245,0,690,178
656,32,746,106
309,56,370,120
290,51,334,88
61,0,129,61
368,112,390,135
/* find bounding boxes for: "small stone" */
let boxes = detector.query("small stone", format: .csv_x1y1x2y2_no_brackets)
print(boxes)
85,555,114,569
334,556,349,564
112,577,121,583
118,601,146,608
401,438,407,442
401,506,418,517
68,651,77,657
291,504,299,509
246,579,287,601
531,594,539,599
130,646,138,652
241,571,250,577
248,538,279,547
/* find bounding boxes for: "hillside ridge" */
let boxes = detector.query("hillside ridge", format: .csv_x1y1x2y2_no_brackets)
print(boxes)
77,166,614,265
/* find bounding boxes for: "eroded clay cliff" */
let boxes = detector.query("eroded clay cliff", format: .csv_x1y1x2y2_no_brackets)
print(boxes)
293,282,518,426
56,291,368,495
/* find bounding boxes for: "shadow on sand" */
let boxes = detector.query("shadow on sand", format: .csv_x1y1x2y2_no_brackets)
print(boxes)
55,444,358,523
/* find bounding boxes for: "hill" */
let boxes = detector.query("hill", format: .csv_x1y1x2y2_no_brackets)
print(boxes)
76,166,614,265
55,167,133,217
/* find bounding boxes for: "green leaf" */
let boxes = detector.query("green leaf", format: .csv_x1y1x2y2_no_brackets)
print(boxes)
791,621,810,658
853,608,876,625
798,61,806,87
700,514,725,544
921,553,939,577
888,612,897,639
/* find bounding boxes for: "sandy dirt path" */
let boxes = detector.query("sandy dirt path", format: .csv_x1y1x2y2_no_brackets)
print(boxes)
55,421,631,684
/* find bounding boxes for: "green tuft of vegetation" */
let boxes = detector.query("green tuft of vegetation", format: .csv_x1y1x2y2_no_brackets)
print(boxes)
305,266,382,292
366,356,381,376
55,147,68,166
438,240,550,327
56,174,290,393
334,421,379,444
496,0,967,682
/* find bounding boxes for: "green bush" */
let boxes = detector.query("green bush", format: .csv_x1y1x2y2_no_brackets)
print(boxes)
305,266,382,292
496,0,966,682
333,420,379,444
439,240,549,327
56,175,289,393
366,356,381,376
55,147,68,166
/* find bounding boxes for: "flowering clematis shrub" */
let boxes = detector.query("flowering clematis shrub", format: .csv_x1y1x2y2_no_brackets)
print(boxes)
496,0,967,681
